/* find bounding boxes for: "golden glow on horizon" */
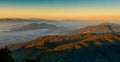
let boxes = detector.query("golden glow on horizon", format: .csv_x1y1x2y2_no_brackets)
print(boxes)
0,6,120,20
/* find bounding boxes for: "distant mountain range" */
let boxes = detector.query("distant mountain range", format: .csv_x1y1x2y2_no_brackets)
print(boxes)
8,23,62,32
67,23,120,34
0,22,68,48
7,22,120,62
0,18,54,23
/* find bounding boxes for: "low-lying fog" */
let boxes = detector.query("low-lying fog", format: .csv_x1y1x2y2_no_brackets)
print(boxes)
0,19,120,47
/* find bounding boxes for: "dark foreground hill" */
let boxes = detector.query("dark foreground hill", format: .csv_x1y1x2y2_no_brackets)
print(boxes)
8,33,120,62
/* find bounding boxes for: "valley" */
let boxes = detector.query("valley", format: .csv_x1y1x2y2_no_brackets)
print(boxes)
0,18,120,62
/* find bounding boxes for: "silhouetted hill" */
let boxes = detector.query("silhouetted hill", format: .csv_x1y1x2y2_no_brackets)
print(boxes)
67,23,120,34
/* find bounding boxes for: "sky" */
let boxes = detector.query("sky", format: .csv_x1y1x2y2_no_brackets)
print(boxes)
0,0,120,20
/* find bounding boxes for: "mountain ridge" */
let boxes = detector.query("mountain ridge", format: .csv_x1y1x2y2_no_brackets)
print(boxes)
4,23,62,32
9,33,120,62
67,22,120,34
0,18,54,22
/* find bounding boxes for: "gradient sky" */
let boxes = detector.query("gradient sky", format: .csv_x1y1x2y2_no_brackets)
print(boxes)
0,0,120,20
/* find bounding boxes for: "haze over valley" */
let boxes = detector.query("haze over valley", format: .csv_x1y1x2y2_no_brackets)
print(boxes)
0,18,120,47
0,18,120,62
0,0,120,62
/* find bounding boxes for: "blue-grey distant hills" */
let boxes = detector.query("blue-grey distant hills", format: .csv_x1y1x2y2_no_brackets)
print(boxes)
67,23,120,34
8,23,62,32
0,18,54,23
0,18,71,48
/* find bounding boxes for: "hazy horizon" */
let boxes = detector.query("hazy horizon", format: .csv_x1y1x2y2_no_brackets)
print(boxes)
0,0,120,20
